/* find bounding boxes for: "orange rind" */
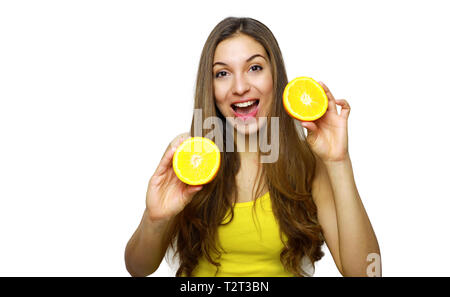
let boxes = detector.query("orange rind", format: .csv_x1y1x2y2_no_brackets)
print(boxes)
172,137,221,186
283,77,328,121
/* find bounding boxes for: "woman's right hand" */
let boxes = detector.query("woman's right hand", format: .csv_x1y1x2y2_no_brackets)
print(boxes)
145,133,203,223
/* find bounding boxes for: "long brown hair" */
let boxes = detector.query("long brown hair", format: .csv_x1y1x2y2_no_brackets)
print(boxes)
166,17,324,277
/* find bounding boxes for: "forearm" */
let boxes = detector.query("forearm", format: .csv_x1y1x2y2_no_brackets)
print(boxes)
324,156,381,276
125,210,173,277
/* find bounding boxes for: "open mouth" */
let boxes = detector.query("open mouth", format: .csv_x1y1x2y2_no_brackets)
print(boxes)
231,99,259,117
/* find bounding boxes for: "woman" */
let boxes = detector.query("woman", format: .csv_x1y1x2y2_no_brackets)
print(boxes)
125,17,381,277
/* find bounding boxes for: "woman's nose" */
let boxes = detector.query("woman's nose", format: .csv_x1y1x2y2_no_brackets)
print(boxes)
231,74,250,95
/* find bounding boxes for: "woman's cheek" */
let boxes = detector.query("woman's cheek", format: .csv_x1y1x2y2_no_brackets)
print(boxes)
214,84,227,104
259,73,273,94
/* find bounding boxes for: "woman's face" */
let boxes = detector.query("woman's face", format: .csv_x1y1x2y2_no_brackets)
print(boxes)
213,34,273,135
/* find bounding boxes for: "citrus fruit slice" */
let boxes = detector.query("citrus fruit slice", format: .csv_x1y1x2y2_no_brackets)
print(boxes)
172,137,221,186
283,77,328,121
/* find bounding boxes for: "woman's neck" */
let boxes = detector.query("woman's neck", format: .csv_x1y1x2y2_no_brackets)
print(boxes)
234,129,260,154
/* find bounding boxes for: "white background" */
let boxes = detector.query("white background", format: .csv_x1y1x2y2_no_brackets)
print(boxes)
1,0,449,276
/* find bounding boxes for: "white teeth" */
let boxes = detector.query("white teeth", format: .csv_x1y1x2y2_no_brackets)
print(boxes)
233,100,257,107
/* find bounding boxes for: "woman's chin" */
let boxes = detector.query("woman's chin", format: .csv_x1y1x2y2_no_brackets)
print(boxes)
235,124,257,135
231,116,267,136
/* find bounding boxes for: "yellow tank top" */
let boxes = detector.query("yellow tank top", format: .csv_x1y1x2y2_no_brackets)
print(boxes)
190,192,296,277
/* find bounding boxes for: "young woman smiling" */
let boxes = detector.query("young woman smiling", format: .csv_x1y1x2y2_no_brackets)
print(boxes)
125,17,381,277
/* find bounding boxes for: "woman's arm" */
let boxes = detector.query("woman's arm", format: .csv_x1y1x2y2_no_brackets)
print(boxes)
304,81,381,276
125,132,198,277
314,154,381,276
125,210,174,277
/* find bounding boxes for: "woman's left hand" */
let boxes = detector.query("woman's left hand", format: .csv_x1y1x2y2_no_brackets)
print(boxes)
301,81,351,163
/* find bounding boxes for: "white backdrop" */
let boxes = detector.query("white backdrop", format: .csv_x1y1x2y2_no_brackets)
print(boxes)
1,0,449,276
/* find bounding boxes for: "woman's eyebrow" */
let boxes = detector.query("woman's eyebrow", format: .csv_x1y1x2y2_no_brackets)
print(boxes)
213,54,267,67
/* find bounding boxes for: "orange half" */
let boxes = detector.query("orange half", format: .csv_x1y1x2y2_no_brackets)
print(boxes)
172,137,221,186
283,77,328,121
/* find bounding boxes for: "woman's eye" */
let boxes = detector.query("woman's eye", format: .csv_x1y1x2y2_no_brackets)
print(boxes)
215,71,227,78
250,65,263,72
215,66,262,78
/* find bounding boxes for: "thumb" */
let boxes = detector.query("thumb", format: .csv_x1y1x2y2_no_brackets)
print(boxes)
301,121,318,134
186,185,203,194
182,185,203,203
301,121,320,146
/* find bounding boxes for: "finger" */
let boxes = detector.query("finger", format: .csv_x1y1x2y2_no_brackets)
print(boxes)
301,121,319,146
170,134,189,151
184,185,203,197
335,99,351,119
153,145,177,177
181,185,203,205
154,135,190,178
301,121,319,134
318,81,338,114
